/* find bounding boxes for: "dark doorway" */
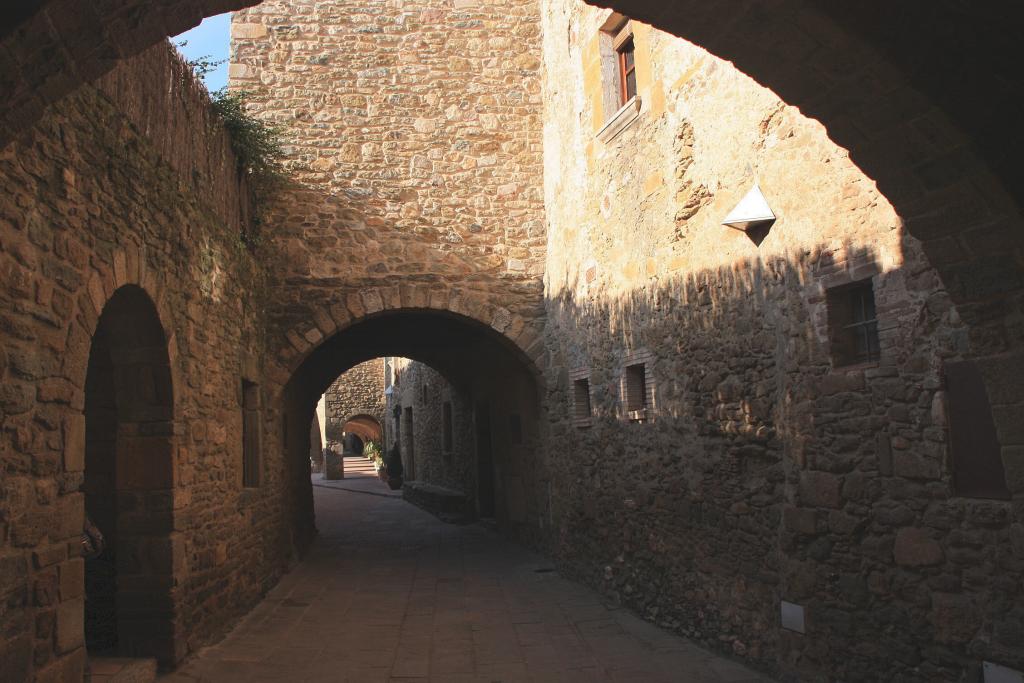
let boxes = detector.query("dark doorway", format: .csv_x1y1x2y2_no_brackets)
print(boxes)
476,401,495,518
402,406,416,480
83,286,176,663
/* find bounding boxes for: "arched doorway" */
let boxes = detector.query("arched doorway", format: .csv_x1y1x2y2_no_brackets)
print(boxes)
83,285,177,663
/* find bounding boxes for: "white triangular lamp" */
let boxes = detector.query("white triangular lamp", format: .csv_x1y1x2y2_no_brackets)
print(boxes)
722,183,775,232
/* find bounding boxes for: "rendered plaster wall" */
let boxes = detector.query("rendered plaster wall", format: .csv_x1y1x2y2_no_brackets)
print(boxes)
539,1,1024,680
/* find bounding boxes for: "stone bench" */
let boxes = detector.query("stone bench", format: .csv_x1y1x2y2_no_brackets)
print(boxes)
402,481,472,523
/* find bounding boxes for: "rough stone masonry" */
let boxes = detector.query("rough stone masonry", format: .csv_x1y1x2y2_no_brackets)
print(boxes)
0,0,1023,681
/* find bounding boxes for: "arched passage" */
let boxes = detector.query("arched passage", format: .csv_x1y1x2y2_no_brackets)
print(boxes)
83,285,177,663
281,308,544,551
341,415,381,445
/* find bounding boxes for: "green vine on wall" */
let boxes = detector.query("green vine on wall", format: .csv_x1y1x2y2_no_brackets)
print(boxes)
210,88,288,248
182,47,288,249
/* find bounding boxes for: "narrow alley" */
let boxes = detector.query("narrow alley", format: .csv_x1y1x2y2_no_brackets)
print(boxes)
158,459,770,683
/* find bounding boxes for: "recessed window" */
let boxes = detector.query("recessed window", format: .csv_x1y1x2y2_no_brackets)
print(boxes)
946,361,1010,499
421,383,428,405
827,280,880,367
442,401,453,452
592,14,642,143
242,380,261,488
571,373,593,428
614,26,636,106
624,363,647,420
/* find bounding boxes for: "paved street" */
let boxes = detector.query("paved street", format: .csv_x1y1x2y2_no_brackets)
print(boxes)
160,460,771,682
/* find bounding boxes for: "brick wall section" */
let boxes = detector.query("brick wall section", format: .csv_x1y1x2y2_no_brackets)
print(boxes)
0,43,283,679
540,2,1023,680
230,0,548,354
323,359,386,445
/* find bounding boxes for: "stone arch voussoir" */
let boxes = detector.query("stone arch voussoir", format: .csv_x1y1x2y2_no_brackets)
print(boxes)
71,246,182,418
269,285,542,401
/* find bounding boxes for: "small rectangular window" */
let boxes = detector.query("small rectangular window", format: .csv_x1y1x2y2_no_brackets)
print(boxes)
442,401,453,452
242,380,261,488
572,377,593,427
946,361,1010,499
616,32,636,105
624,363,647,420
827,280,880,367
421,383,428,405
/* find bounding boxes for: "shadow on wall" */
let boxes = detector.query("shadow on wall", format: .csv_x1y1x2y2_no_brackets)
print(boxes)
544,234,1021,681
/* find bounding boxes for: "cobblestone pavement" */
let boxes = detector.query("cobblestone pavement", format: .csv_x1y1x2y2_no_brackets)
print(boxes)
159,462,772,683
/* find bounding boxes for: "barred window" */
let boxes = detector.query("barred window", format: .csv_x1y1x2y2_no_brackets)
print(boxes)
827,280,880,367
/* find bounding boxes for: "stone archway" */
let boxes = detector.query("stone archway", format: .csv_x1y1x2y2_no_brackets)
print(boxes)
278,301,545,552
341,414,382,444
267,285,544,393
83,284,178,663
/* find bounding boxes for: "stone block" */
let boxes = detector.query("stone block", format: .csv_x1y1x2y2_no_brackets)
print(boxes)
231,23,268,39
54,493,83,543
361,288,384,314
34,569,59,606
642,171,663,197
1,551,28,595
63,413,85,473
783,506,818,534
33,545,65,569
59,559,84,600
894,527,943,566
798,471,842,508
0,634,32,683
55,598,84,653
930,593,980,644
311,308,335,336
877,431,893,475
892,450,941,480
302,326,323,345
346,292,366,319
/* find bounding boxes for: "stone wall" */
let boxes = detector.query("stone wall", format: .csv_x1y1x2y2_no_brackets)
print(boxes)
230,0,549,357
388,359,475,496
539,2,1023,681
323,359,386,445
0,43,287,680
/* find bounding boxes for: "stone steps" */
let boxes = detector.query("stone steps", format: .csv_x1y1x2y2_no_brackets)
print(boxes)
87,657,157,683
